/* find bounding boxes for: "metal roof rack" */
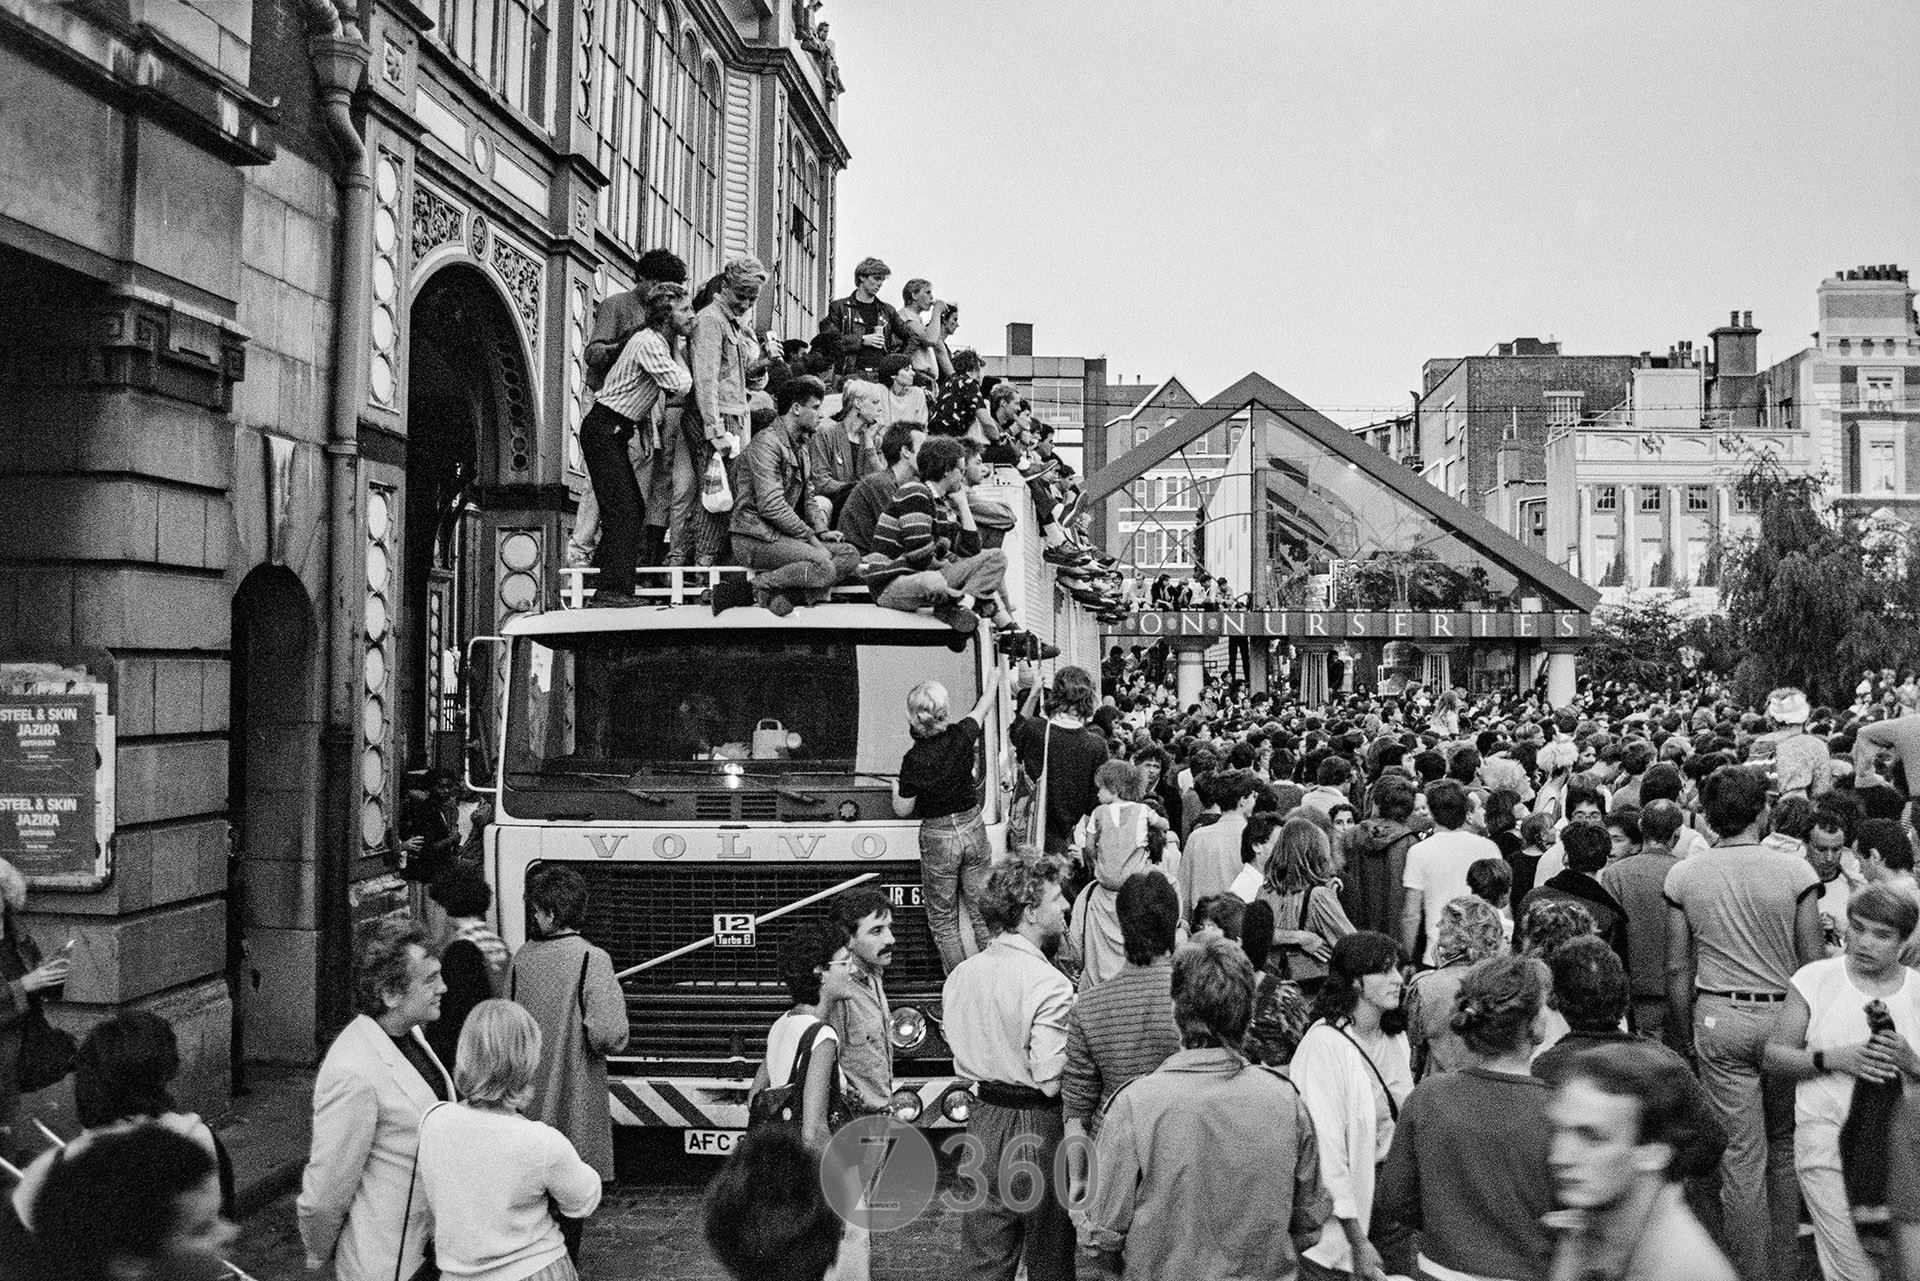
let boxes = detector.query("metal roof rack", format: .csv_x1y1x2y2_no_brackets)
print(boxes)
556,564,874,610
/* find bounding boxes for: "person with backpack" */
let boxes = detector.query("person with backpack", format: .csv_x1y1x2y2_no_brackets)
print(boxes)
749,920,851,1152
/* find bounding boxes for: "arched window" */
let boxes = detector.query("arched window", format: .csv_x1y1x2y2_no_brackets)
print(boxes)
695,62,723,267
643,4,682,260
783,132,824,332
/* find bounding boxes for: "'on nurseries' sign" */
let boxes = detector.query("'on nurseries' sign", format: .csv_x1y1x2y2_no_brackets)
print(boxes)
0,662,115,891
1107,609,1591,642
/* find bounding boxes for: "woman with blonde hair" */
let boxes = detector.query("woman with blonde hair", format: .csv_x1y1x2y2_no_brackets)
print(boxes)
1259,816,1356,995
894,668,1003,972
418,1000,603,1281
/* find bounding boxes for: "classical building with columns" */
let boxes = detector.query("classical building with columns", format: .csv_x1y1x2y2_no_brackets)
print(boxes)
1,0,845,1111
1083,375,1597,709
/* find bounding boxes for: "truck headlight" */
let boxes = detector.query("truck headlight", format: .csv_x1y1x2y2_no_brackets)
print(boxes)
889,1088,923,1123
889,1006,927,1052
940,1087,973,1123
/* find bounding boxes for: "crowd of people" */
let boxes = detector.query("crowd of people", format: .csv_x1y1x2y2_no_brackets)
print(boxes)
567,250,1124,634
705,664,1920,1281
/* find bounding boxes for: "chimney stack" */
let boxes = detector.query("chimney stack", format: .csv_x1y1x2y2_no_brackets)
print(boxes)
1006,322,1033,357
1708,310,1760,380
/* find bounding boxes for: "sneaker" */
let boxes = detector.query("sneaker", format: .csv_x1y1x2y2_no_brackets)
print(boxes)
931,602,980,634
765,591,795,618
1042,545,1092,567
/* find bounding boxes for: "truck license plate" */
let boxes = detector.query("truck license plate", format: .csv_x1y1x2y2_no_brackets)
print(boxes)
884,883,923,909
683,1129,742,1157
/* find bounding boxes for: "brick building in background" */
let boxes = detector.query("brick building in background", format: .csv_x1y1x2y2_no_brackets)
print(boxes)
2,0,847,1109
1415,338,1637,515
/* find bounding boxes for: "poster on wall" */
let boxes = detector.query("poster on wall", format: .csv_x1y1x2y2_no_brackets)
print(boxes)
0,661,114,891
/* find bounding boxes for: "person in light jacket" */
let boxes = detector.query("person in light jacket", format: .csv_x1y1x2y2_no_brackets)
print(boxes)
508,866,629,1243
299,919,455,1281
1289,931,1413,1281
418,1001,603,1281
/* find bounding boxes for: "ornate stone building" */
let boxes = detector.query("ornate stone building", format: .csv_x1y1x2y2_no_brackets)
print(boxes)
1,0,845,1105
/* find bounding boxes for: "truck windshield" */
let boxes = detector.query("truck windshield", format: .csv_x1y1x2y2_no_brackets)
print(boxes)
504,629,981,778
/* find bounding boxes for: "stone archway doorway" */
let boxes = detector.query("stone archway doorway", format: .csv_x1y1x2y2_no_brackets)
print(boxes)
401,264,530,786
228,564,322,1074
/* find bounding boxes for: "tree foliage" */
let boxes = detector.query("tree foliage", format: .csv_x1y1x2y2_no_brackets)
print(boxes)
1718,457,1920,706
1584,592,1727,692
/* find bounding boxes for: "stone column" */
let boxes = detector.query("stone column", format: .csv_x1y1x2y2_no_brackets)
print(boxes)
1546,651,1579,709
1246,640,1268,695
1622,485,1639,583
1176,645,1207,709
1576,484,1592,581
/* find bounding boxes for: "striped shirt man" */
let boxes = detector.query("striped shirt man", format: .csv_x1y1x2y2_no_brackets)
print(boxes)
1062,956,1181,1134
861,478,977,589
594,327,690,424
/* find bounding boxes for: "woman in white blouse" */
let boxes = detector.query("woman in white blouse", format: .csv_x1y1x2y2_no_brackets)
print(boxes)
1289,931,1413,1281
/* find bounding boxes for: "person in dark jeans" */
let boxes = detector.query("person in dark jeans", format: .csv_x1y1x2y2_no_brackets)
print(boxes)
578,279,692,603
895,668,1003,972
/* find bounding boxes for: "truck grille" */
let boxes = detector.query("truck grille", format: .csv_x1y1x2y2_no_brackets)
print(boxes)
568,860,943,985
564,860,946,1057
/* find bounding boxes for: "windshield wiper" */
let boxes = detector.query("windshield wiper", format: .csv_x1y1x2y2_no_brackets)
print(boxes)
505,770,669,806
639,764,824,806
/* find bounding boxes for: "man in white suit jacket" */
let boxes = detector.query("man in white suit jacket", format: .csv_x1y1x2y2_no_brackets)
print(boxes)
299,919,454,1281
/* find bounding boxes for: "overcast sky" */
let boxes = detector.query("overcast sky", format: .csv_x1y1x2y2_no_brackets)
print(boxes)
827,1,1920,427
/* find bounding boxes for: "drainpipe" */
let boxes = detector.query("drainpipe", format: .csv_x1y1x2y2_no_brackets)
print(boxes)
303,0,372,1039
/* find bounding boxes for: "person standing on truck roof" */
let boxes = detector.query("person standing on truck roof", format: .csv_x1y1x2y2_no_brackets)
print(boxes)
824,887,895,1115
508,866,629,1263
727,375,861,617
897,668,1004,973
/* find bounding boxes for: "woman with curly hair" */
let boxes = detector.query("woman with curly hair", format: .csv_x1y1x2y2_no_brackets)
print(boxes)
1376,954,1555,1281
1404,897,1508,1078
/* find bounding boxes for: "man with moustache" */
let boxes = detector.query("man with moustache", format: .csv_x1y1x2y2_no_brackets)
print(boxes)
941,853,1077,1281
825,887,896,1115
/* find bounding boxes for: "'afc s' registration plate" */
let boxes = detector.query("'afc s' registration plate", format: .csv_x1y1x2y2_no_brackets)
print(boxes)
683,1129,743,1157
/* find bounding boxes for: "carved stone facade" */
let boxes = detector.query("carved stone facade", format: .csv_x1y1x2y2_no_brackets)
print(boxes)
0,0,850,1107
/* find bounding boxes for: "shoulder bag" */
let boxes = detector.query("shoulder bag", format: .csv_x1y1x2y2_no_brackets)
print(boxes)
1328,1020,1400,1124
748,1019,849,1134
1007,723,1050,854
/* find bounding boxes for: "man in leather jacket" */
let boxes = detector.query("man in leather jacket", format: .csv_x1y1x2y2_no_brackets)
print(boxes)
728,375,859,614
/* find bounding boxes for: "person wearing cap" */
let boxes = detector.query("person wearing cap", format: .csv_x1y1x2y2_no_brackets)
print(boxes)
818,257,915,381
1752,688,1831,799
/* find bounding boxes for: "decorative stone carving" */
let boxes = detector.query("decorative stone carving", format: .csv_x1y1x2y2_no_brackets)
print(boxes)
382,38,405,86
411,185,463,262
468,213,490,258
492,238,542,337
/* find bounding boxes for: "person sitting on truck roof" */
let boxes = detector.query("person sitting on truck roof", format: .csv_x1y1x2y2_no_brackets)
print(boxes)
860,436,1014,635
806,378,886,529
834,420,923,555
728,375,861,617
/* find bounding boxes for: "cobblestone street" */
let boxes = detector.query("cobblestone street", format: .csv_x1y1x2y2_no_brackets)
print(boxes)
232,1139,1107,1281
